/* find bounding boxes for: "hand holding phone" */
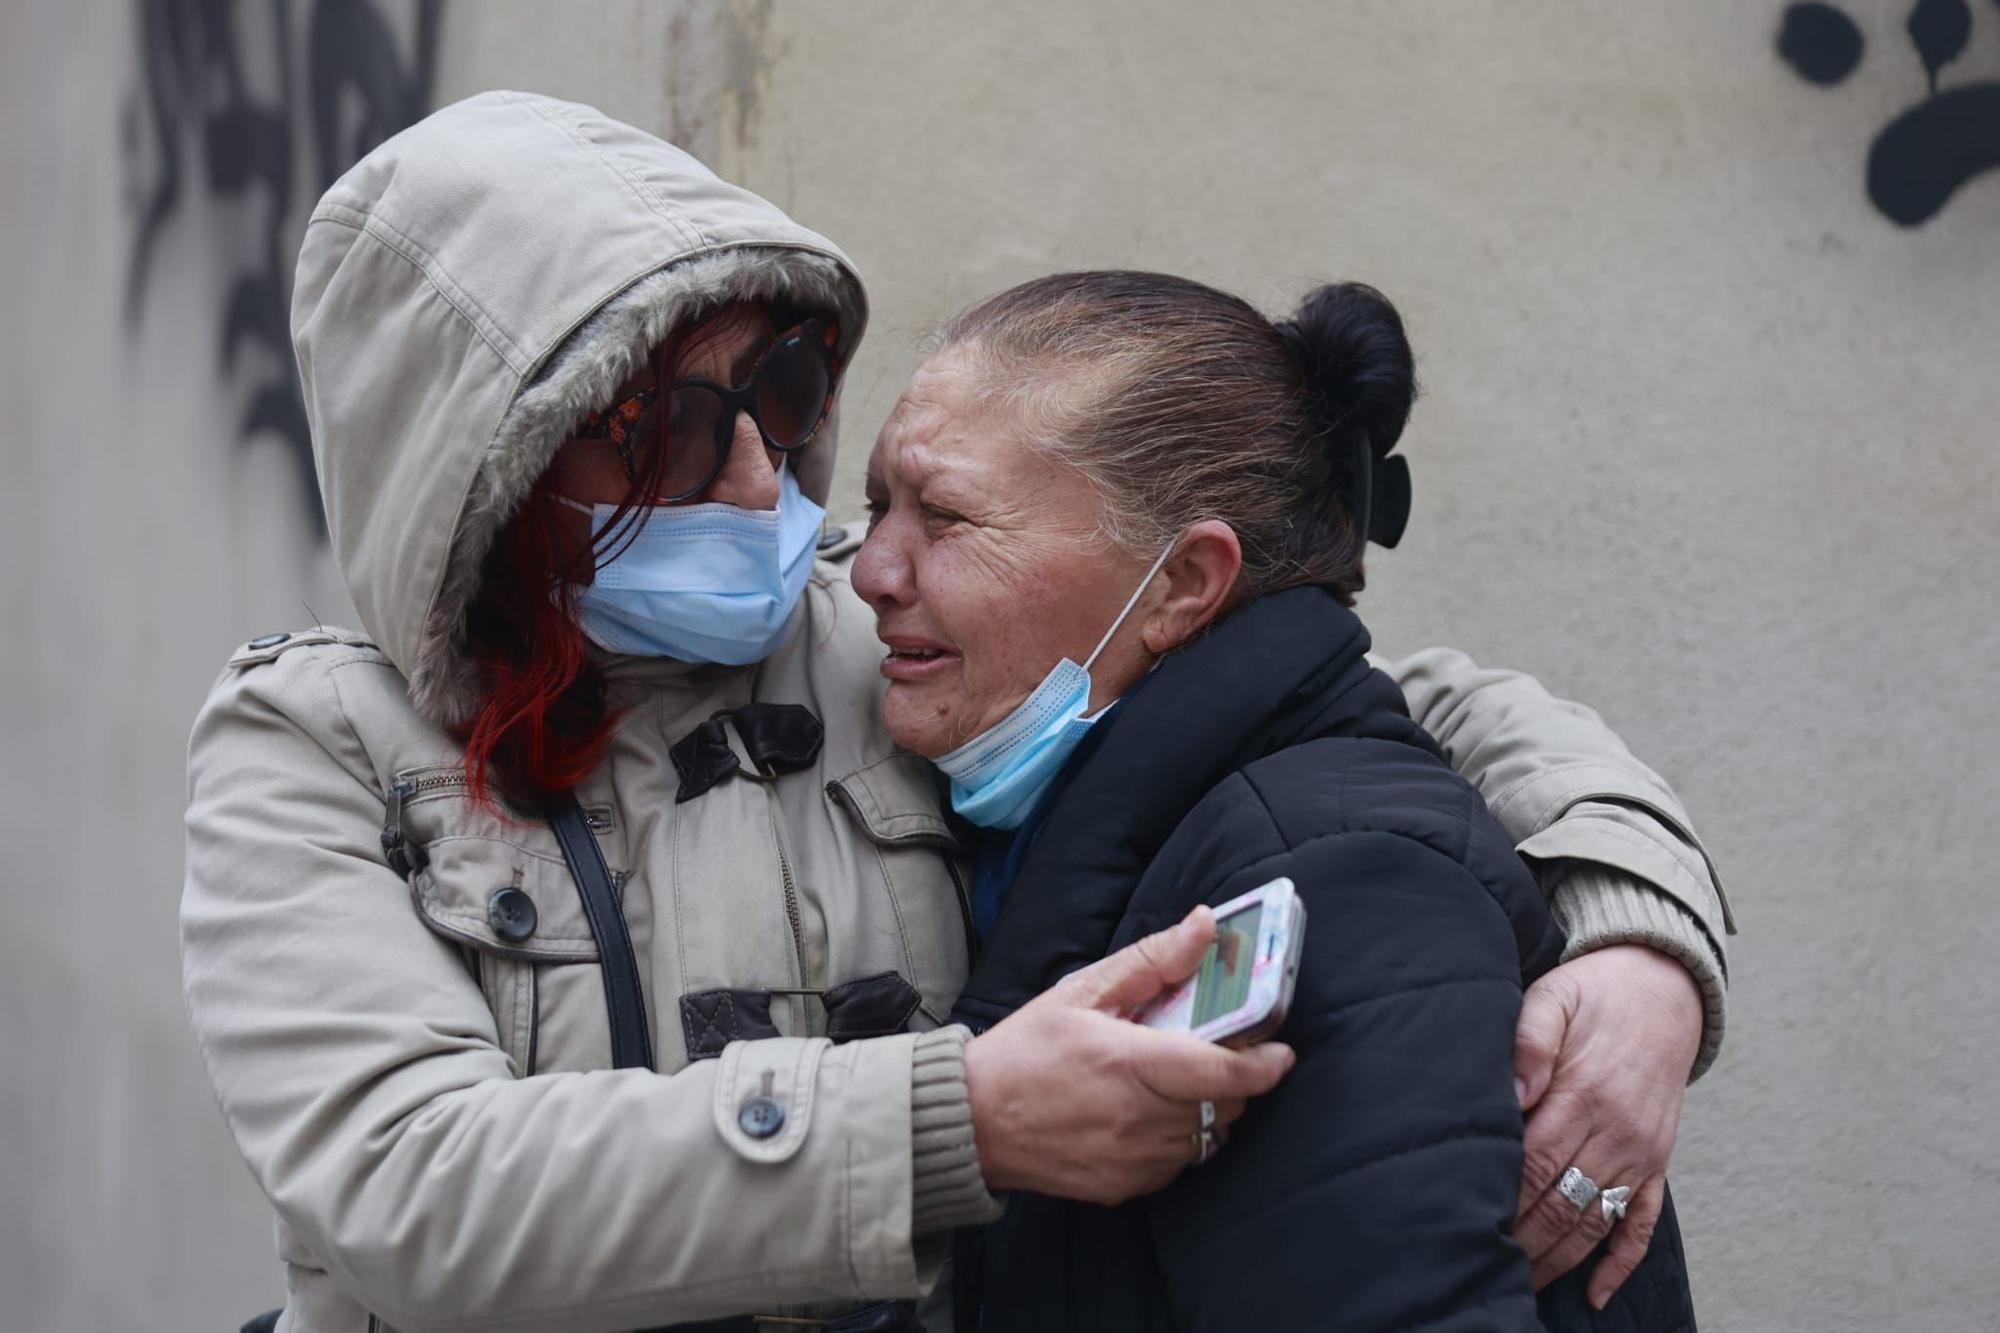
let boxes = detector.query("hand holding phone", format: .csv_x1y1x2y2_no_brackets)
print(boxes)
1139,878,1306,1046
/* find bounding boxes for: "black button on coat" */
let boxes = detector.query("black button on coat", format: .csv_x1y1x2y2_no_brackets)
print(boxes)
949,587,1697,1332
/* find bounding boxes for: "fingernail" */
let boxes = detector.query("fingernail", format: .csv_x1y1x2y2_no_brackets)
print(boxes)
1590,1292,1607,1312
1514,1077,1528,1105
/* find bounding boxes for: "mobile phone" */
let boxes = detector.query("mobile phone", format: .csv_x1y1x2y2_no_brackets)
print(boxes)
1139,877,1306,1046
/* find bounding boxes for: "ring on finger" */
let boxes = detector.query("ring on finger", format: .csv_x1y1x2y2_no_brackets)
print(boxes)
1188,1100,1222,1166
1598,1184,1633,1222
1555,1166,1601,1212
1187,1099,1221,1165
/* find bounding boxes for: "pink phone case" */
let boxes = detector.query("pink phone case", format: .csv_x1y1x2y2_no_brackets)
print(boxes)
1139,877,1306,1045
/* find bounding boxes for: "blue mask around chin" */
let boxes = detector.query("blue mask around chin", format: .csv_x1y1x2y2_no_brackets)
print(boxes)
567,466,826,665
934,541,1177,830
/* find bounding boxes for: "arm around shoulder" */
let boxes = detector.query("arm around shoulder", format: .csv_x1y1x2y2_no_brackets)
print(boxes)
1374,645,1733,1071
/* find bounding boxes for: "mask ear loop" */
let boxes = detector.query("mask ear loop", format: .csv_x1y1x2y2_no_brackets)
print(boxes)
1082,540,1180,672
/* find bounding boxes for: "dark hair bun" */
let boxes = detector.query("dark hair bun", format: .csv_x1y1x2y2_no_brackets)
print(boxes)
1277,282,1416,454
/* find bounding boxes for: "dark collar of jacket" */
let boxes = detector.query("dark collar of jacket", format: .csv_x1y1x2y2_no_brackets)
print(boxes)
949,585,1434,1032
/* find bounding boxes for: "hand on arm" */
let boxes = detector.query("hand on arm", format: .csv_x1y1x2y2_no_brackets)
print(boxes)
963,907,1294,1205
1378,647,1727,1304
1510,944,1702,1308
1549,849,1728,1078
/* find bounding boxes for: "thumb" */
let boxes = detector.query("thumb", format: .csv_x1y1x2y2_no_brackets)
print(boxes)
1129,1027,1295,1101
1060,906,1217,1014
1513,972,1575,1111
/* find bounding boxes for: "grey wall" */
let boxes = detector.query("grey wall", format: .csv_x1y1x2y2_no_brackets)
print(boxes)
3,2,1996,1328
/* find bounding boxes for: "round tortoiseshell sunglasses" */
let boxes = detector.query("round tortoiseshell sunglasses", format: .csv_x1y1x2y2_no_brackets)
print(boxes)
573,316,841,503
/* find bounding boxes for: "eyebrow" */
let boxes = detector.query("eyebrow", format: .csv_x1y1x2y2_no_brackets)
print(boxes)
729,339,767,384
648,322,780,393
670,335,765,390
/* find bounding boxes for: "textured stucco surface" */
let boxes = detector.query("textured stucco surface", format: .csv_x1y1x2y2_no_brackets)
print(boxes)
3,2,1996,1329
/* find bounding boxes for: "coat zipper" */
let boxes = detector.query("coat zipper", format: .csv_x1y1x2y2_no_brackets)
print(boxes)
387,768,613,833
767,804,811,1027
383,770,468,875
400,770,467,795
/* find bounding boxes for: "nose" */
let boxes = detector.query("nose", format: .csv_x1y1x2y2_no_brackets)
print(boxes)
700,409,781,510
850,514,910,612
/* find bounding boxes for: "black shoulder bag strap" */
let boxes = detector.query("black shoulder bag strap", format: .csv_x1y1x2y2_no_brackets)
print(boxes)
546,793,655,1071
243,796,656,1333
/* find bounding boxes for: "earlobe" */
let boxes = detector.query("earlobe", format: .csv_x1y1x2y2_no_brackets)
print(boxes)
1141,610,1195,656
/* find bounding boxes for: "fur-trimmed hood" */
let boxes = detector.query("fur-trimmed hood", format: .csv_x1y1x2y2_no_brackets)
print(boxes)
290,91,867,726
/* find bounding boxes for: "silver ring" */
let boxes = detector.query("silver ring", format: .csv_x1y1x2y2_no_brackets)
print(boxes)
1189,1100,1221,1165
1556,1166,1600,1212
1599,1185,1633,1222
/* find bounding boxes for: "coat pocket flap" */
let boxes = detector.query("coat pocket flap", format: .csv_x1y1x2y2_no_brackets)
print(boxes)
410,839,605,962
825,754,959,851
390,764,608,960
394,769,609,961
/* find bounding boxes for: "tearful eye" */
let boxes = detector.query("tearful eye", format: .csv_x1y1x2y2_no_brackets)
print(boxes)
921,505,964,532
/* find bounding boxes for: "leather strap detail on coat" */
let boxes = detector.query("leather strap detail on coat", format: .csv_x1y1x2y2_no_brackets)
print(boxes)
671,703,825,802
821,971,923,1042
678,972,923,1063
670,719,738,803
546,794,654,1070
680,989,782,1060
733,702,824,774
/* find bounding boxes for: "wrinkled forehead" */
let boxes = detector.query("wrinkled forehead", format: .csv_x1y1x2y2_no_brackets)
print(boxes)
871,350,1009,476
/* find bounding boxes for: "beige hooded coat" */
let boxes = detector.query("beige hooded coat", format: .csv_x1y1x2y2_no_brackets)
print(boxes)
182,92,1731,1333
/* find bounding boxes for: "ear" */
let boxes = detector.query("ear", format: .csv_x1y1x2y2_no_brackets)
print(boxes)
1141,520,1242,653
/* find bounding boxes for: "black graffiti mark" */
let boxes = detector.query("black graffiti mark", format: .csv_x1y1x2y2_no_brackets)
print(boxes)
1777,0,2000,226
1778,3,1866,84
1868,85,2000,221
123,0,444,538
309,0,443,194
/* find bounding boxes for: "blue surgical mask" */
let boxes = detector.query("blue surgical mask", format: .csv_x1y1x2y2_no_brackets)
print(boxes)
935,542,1176,830
566,467,826,665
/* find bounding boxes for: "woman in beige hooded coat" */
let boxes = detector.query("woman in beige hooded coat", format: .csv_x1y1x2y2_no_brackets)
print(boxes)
183,92,1731,1333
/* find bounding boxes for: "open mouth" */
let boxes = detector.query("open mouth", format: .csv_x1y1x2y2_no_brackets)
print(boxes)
879,637,958,680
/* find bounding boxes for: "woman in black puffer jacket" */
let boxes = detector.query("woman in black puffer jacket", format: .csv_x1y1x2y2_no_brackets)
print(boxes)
853,271,1699,1331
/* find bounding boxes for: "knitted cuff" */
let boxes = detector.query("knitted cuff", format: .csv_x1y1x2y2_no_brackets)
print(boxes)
1550,867,1728,1082
911,1026,1003,1236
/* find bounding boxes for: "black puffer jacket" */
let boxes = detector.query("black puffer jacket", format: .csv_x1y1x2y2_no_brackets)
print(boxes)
950,587,1696,1332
